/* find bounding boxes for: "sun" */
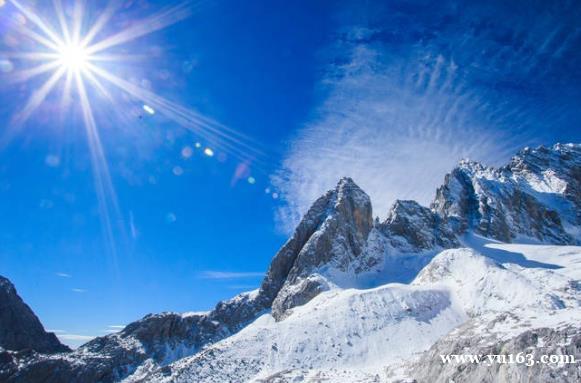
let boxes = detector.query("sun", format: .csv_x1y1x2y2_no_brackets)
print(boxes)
2,0,267,258
4,0,263,166
56,42,90,73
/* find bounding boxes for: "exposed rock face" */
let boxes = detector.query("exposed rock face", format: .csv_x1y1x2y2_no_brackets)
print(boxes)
1,178,376,381
412,315,581,383
432,143,580,244
379,200,459,251
3,143,580,383
271,177,374,319
0,276,69,354
509,143,581,230
1,290,269,383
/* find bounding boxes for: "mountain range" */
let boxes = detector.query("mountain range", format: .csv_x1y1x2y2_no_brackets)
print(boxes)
1,143,580,382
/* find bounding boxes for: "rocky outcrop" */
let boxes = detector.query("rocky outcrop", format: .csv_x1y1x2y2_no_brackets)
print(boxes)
1,289,271,383
379,200,459,251
1,178,376,381
432,143,580,244
0,276,69,354
412,315,581,383
3,143,580,383
509,143,581,229
270,177,374,319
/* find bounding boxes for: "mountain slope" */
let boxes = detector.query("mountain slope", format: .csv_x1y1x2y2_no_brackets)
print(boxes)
129,243,581,382
0,177,382,382
0,276,70,354
432,143,580,244
2,143,580,383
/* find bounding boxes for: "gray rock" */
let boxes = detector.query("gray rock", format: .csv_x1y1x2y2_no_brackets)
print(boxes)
4,143,580,383
1,289,272,383
411,315,581,383
379,200,459,251
432,144,580,244
509,143,581,227
2,177,375,382
0,276,70,354
271,177,373,319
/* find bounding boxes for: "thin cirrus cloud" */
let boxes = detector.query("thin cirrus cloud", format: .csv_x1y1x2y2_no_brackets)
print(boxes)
71,288,88,293
53,332,96,349
56,334,95,341
104,325,126,333
55,272,72,278
198,271,264,280
273,1,581,233
226,284,259,290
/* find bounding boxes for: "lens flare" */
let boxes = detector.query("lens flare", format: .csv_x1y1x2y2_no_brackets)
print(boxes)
1,0,270,262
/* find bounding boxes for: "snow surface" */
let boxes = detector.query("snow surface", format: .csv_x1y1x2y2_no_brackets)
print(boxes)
124,239,581,383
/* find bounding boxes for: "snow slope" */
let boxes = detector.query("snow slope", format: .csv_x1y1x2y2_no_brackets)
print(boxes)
4,144,579,383
128,240,581,383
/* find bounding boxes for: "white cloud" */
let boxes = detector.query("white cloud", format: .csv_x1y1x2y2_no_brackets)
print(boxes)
56,333,96,349
198,271,264,280
57,334,96,341
272,24,547,233
55,272,71,278
227,284,258,290
72,288,87,293
103,325,125,334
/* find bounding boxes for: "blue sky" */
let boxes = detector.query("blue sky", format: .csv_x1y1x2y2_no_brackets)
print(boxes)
0,0,580,347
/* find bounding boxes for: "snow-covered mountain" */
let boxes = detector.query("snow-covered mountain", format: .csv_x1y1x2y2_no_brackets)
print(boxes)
432,143,580,244
1,143,580,383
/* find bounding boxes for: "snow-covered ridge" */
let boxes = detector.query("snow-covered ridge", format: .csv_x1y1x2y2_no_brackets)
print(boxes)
129,242,581,382
2,143,580,383
433,143,580,244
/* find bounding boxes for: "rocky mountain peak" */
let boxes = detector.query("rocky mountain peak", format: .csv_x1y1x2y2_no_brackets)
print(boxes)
380,200,458,250
0,276,70,354
509,143,581,175
267,177,373,319
457,158,487,174
3,143,579,383
432,144,578,244
259,177,372,304
509,143,581,222
335,177,374,239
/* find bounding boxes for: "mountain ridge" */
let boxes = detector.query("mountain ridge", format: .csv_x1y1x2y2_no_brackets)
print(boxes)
0,276,70,355
1,142,580,383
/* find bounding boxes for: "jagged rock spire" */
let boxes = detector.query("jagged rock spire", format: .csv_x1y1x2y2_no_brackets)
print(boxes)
0,276,70,354
264,177,373,319
5,144,580,383
380,200,458,250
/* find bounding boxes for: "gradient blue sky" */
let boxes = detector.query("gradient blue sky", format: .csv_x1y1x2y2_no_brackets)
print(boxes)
0,0,579,347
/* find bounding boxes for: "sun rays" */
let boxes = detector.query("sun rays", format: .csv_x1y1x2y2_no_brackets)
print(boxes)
1,0,268,261
4,0,196,125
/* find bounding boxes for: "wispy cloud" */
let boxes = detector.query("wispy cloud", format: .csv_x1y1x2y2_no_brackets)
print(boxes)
105,325,125,333
227,284,258,290
55,272,71,278
129,211,138,239
57,334,96,341
273,1,581,232
198,271,264,280
72,288,87,293
55,332,96,349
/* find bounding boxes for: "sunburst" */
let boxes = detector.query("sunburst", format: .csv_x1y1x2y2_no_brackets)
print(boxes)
1,0,267,259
